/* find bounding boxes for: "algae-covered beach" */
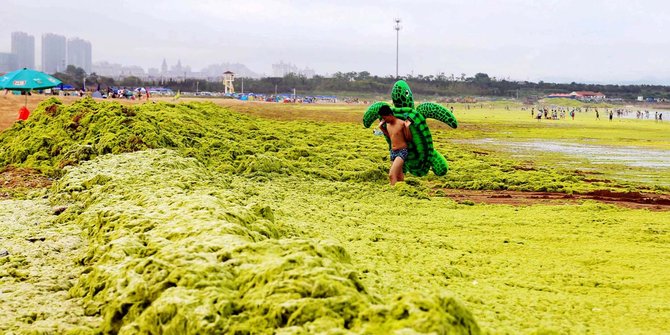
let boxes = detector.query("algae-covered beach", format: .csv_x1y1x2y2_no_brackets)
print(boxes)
1,97,669,334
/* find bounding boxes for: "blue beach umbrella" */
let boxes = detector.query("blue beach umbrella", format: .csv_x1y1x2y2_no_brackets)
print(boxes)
0,68,62,105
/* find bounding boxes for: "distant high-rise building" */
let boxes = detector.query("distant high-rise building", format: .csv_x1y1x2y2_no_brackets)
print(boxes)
161,58,168,74
92,61,146,78
147,67,160,77
272,61,298,77
67,37,92,73
92,61,122,77
301,67,316,79
11,32,35,69
42,33,66,74
0,52,18,72
272,61,314,78
172,59,183,74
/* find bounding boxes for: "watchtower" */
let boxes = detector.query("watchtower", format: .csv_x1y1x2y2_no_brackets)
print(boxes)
223,71,235,94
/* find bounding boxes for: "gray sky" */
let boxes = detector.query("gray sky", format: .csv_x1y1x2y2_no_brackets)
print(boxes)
2,0,669,84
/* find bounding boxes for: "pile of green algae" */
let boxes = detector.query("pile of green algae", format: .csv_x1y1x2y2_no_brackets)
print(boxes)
1,97,619,196
0,98,480,334
0,97,387,183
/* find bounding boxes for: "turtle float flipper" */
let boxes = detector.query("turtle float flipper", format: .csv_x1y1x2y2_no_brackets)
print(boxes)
415,102,454,176
430,150,449,176
363,102,391,128
417,102,458,129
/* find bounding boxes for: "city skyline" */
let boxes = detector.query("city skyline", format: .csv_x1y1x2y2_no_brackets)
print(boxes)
1,31,309,80
1,31,93,75
2,0,670,85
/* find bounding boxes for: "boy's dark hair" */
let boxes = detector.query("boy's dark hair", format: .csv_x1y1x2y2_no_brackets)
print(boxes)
378,104,393,116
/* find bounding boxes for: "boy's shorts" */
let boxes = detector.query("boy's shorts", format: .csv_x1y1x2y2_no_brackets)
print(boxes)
390,148,408,162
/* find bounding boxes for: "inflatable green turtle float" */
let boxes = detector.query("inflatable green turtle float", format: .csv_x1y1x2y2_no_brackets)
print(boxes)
363,80,457,176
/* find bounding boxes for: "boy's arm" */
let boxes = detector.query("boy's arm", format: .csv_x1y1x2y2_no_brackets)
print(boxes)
379,120,390,138
403,120,412,141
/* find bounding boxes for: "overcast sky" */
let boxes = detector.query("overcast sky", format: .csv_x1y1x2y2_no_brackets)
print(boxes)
2,0,669,84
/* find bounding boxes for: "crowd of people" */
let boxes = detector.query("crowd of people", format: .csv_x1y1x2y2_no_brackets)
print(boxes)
528,106,664,122
530,106,577,120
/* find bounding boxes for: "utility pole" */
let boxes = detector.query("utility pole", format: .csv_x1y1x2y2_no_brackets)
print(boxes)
394,18,402,78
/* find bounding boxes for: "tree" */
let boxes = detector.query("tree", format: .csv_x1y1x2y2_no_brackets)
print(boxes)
357,71,371,80
473,73,491,84
65,65,87,79
86,72,115,90
119,76,142,87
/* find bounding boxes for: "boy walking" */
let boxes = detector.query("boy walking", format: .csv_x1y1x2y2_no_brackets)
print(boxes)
378,105,412,185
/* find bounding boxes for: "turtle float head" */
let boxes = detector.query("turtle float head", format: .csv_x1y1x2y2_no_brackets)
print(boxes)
391,80,414,109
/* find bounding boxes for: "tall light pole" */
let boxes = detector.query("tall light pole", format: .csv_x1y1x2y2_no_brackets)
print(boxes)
394,18,402,78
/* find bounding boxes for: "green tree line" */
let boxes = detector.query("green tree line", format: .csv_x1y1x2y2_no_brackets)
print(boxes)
56,66,670,100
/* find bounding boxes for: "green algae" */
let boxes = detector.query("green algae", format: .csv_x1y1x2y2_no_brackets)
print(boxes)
439,104,670,190
50,149,478,334
4,97,657,194
0,98,387,184
426,144,587,193
1,98,669,334
237,176,670,334
0,198,99,334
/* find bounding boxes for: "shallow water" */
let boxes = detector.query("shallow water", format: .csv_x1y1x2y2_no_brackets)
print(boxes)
466,138,670,168
614,109,667,121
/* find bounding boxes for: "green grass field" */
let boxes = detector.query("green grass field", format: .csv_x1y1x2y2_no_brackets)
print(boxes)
0,97,668,334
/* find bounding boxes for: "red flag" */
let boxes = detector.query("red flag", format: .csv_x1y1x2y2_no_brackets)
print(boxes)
18,106,30,120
